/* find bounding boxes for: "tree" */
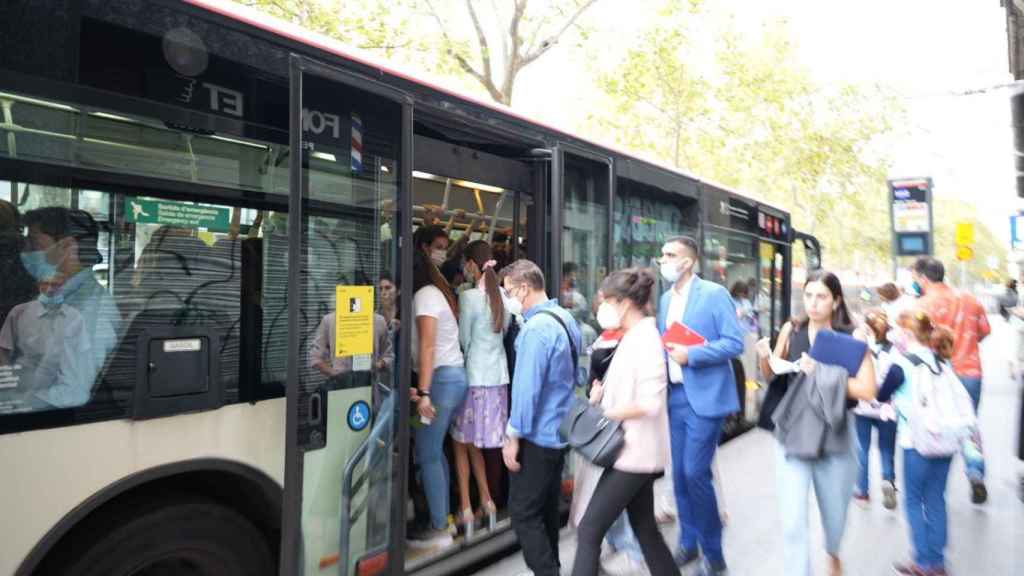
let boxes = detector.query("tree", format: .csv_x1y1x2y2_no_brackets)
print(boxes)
239,0,601,106
420,0,599,105
591,0,903,274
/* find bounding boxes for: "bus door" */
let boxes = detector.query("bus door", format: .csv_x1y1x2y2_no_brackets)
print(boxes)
283,55,412,576
787,230,822,322
551,144,612,385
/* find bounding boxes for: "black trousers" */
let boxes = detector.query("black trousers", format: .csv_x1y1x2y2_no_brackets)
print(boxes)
571,468,679,576
509,440,566,576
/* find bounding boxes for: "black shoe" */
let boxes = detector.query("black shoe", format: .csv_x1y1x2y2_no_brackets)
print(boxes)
674,548,699,568
970,479,988,504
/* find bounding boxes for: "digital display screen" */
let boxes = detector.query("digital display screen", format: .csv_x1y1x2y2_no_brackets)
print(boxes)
897,234,928,255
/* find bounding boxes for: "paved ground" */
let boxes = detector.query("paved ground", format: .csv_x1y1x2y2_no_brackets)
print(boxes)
474,317,1024,575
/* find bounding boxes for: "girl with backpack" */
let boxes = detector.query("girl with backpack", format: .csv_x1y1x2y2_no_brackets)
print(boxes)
877,310,976,576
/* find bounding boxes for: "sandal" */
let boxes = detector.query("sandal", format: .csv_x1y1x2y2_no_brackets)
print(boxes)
460,509,475,540
482,500,498,531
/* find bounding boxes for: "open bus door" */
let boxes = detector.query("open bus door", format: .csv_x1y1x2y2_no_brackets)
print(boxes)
282,54,413,576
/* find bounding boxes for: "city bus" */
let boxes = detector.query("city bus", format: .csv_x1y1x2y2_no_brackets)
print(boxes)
0,1,822,575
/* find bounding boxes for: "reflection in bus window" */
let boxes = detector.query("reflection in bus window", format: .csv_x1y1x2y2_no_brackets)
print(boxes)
0,205,118,413
703,230,758,335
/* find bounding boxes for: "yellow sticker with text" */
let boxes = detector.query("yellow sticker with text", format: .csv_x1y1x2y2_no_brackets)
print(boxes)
335,285,374,357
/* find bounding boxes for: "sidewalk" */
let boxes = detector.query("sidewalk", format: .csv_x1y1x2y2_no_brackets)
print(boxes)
474,317,1024,575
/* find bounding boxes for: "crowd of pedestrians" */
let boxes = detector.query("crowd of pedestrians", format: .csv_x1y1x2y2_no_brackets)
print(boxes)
387,218,1019,576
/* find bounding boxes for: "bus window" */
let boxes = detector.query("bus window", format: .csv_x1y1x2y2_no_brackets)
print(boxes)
703,230,759,334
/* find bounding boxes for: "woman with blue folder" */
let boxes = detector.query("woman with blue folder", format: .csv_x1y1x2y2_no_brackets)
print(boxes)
756,271,877,576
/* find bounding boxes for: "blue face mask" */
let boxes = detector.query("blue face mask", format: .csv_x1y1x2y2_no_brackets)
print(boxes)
910,281,923,297
38,291,64,307
20,249,59,282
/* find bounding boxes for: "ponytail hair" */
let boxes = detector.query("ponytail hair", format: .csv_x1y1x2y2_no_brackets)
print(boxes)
863,307,890,344
465,240,504,333
898,309,954,361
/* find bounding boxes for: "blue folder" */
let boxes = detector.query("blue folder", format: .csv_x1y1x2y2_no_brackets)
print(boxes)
809,330,867,375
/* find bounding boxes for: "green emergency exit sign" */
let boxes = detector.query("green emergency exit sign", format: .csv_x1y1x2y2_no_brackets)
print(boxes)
125,198,231,232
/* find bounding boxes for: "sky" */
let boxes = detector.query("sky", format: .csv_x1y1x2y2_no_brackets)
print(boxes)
511,0,1021,256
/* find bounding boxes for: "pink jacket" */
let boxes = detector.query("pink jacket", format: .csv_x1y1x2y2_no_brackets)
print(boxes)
600,317,671,473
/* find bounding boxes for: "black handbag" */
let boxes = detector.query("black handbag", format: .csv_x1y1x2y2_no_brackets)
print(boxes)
559,398,625,467
537,310,625,468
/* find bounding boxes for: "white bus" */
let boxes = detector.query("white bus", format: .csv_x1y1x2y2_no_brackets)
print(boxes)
0,1,820,575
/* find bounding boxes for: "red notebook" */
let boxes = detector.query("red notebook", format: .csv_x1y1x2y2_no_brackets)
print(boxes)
662,322,706,348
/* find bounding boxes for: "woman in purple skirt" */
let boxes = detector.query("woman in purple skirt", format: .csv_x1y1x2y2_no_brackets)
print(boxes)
451,240,510,537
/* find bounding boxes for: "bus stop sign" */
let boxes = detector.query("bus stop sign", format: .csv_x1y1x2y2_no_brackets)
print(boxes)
889,178,933,256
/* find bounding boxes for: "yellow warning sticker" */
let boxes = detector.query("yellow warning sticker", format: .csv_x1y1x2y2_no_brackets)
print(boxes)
335,285,374,357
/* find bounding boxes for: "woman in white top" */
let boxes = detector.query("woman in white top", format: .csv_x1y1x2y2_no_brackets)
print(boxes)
409,225,468,549
450,240,509,537
571,268,677,576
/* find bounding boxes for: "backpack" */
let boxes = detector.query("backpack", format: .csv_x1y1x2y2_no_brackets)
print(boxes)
905,353,976,457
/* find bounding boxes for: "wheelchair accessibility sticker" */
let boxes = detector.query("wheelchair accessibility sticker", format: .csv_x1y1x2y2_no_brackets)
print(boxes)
347,401,371,432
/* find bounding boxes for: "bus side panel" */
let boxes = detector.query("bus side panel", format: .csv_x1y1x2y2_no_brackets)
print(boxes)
0,399,285,576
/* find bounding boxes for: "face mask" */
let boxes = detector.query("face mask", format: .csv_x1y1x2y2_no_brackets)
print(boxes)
20,249,60,282
660,258,691,283
910,281,923,297
38,291,64,307
430,249,446,267
505,291,523,315
596,301,625,330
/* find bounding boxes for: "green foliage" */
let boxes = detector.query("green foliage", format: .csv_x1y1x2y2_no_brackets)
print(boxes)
590,0,916,276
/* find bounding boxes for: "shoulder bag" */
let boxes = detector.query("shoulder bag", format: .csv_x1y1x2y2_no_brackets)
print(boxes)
538,310,625,467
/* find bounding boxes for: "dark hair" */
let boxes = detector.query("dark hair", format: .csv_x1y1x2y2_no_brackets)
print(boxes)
913,257,945,283
562,261,579,276
863,307,890,344
379,270,393,284
600,267,656,312
796,269,854,332
412,225,458,318
465,240,505,333
1007,279,1018,291
503,259,545,292
664,235,699,258
0,199,19,232
23,207,101,266
876,282,900,303
730,281,749,300
898,309,954,361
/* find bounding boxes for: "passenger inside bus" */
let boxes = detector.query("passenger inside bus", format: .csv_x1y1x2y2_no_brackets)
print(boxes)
0,207,118,412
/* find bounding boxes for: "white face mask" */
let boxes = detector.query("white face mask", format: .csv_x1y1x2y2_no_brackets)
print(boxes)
430,249,447,267
660,257,692,284
504,289,524,315
596,301,625,330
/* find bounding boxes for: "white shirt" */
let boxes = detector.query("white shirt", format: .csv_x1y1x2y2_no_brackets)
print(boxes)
412,285,464,369
666,276,694,384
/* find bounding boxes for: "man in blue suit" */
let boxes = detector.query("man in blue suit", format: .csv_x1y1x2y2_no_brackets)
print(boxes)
657,236,744,576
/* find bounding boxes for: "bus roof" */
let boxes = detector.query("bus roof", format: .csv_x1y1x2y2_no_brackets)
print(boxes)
185,0,776,213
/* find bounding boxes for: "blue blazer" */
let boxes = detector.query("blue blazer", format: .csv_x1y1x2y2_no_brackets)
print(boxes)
657,277,745,418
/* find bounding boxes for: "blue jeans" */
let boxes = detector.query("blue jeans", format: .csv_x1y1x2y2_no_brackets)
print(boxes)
854,415,897,496
668,388,725,565
903,449,953,570
958,376,986,481
606,512,643,562
775,442,857,576
414,366,468,529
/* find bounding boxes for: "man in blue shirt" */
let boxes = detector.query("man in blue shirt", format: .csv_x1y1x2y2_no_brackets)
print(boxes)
501,259,580,576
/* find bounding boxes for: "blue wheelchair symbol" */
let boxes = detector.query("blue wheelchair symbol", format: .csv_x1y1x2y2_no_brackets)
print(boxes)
347,401,371,432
